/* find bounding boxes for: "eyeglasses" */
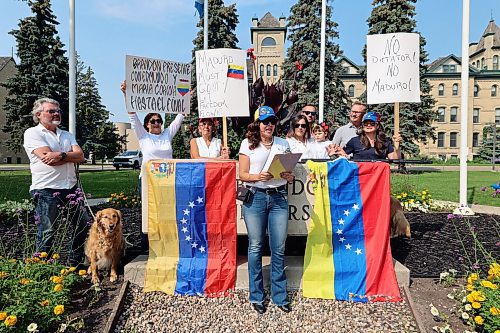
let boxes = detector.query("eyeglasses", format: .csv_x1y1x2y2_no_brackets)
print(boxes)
302,111,316,116
351,111,365,115
200,122,213,127
149,119,163,125
294,123,307,129
363,121,376,127
45,109,61,114
261,119,277,126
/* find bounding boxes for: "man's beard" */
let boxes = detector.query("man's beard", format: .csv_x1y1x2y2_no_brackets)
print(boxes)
51,120,61,126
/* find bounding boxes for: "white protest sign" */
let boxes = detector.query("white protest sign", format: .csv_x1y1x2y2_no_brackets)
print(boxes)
125,55,191,114
367,33,421,104
195,48,249,118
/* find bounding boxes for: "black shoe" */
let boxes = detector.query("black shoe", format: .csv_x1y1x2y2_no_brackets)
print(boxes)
277,304,291,313
252,303,266,314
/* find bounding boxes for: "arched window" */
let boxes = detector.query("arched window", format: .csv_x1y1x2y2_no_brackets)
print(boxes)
273,64,278,76
259,64,264,77
262,37,276,47
493,55,499,70
266,64,271,76
348,85,355,97
492,85,498,97
474,84,479,97
481,57,485,69
452,83,459,96
438,84,444,96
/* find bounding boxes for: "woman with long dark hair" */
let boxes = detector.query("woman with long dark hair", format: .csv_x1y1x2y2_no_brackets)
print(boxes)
286,114,313,157
238,106,294,314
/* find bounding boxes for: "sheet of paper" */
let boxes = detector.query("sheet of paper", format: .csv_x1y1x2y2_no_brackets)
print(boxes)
265,153,302,178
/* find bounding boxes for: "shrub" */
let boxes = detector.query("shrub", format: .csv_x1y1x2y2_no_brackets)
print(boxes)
393,188,432,212
109,192,140,209
0,199,34,221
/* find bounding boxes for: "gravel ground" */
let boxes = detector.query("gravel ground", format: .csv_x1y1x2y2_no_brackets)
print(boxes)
114,286,419,333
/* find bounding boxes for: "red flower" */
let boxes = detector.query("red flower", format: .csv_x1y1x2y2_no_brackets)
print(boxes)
246,48,256,60
295,61,303,71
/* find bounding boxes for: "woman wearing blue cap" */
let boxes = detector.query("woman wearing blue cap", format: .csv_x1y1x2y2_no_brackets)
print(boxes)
340,111,401,160
238,105,294,314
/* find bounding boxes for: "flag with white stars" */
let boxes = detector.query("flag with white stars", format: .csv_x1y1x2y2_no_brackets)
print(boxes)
303,159,401,302
144,160,237,296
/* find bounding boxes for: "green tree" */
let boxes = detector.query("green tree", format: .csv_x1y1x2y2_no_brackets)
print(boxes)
477,125,500,162
171,0,240,159
283,0,349,125
1,0,69,152
363,0,436,155
75,55,125,163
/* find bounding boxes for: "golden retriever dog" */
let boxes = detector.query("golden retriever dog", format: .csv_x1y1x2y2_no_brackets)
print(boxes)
390,196,411,238
85,208,125,283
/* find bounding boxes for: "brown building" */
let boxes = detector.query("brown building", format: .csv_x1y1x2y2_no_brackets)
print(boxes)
0,57,29,164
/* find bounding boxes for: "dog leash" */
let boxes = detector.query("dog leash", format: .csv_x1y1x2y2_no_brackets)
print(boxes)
74,163,97,221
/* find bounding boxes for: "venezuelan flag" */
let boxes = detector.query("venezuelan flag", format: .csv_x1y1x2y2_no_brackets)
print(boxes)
303,158,401,302
227,64,244,79
144,160,237,296
177,79,190,96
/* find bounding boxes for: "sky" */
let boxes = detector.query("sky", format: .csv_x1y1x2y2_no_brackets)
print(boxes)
0,0,499,123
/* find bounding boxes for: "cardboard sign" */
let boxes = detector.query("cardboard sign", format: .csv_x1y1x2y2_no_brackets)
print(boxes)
195,48,249,118
367,33,421,104
125,55,191,114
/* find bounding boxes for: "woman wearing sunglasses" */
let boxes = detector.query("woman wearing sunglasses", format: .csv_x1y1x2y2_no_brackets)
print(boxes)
286,115,313,158
189,118,230,159
339,111,401,160
238,106,294,315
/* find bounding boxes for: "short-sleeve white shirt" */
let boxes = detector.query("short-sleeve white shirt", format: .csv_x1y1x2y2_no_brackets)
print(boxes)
23,124,79,191
305,140,333,159
286,137,314,160
195,137,221,158
239,137,290,189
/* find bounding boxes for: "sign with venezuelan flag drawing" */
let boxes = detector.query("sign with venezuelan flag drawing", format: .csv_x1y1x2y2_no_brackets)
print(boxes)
125,55,191,114
303,159,401,302
195,48,249,118
144,160,237,296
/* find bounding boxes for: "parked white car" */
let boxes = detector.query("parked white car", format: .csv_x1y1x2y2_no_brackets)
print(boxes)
112,150,142,170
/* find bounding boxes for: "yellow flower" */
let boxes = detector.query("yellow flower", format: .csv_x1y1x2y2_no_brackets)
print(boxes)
0,312,7,321
469,273,479,281
402,193,407,198
40,252,48,258
491,307,500,315
475,291,486,302
68,267,76,272
422,190,427,195
0,271,7,279
40,300,49,307
474,315,484,325
78,269,87,276
480,280,498,289
54,305,64,315
409,199,415,203
52,253,60,260
20,278,31,285
472,302,481,309
51,276,63,284
4,315,17,327
396,195,402,199
488,262,500,277
466,284,474,291
54,283,63,292
422,195,426,199
9,259,16,263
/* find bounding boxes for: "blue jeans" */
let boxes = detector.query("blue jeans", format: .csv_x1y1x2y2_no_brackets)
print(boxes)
30,187,90,264
242,188,289,306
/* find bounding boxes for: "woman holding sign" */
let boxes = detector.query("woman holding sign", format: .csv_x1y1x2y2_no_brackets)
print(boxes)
189,118,230,159
238,106,294,314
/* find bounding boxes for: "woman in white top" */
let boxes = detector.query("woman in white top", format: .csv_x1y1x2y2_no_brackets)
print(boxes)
239,106,294,314
189,118,230,159
286,114,313,157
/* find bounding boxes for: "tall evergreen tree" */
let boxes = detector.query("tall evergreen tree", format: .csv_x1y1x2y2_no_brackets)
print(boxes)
477,125,500,162
75,55,125,163
282,0,349,125
171,0,239,159
2,0,69,152
363,0,436,155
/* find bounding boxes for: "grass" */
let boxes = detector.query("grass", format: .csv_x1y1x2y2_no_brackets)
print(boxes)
1,169,499,207
0,170,139,202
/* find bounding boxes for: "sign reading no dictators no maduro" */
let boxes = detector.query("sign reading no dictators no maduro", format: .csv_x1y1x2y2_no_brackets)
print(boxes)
125,55,191,114
367,33,421,104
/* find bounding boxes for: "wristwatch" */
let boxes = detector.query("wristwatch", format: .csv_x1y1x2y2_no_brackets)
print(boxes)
60,152,67,160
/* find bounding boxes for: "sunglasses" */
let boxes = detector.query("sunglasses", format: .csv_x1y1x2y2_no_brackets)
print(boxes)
363,121,376,127
45,109,61,114
261,118,277,126
302,111,316,116
149,119,163,125
200,122,213,127
294,123,307,129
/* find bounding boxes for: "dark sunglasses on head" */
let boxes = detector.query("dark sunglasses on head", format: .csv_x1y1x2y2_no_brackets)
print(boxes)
261,118,277,125
45,109,61,114
302,111,316,116
294,123,307,129
149,119,163,124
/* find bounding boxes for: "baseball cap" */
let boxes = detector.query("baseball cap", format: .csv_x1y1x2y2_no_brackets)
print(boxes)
255,106,277,121
362,111,380,123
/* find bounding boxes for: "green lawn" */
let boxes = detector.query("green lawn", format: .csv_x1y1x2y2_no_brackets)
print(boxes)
0,170,139,202
1,169,499,207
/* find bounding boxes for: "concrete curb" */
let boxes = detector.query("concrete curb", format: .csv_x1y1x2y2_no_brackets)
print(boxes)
403,285,427,333
433,200,500,215
103,280,129,333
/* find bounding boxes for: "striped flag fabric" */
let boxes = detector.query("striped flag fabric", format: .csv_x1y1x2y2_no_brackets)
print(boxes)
144,160,237,296
227,64,244,79
303,158,401,302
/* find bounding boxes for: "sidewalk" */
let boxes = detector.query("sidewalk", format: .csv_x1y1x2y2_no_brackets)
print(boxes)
434,200,500,215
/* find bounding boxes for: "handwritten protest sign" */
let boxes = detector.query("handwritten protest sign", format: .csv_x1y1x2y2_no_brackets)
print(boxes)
195,48,249,118
367,33,420,104
125,55,191,114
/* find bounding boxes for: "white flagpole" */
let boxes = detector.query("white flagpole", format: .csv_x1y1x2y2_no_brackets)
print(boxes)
68,0,76,135
203,0,208,50
455,0,473,215
318,0,326,123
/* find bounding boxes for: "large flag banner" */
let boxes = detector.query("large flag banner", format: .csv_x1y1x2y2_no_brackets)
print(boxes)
303,159,401,302
144,160,237,296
